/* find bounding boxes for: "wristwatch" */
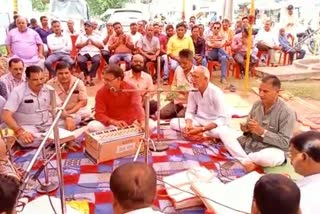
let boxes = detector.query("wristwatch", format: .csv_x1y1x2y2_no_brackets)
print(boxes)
261,129,267,138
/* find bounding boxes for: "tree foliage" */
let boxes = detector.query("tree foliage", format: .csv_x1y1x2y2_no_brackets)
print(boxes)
86,0,129,16
31,0,48,12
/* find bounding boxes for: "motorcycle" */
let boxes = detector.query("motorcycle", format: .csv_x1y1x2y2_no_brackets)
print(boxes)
296,27,320,55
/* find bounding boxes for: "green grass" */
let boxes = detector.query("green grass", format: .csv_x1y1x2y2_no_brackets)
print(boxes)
281,80,320,101
215,75,320,101
0,45,7,56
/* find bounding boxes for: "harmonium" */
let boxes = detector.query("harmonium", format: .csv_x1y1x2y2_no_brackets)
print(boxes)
84,125,144,163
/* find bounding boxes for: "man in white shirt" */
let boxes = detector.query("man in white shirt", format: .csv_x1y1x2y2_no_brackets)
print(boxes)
289,131,320,214
280,5,299,37
65,20,78,35
170,66,230,139
0,58,25,95
124,54,157,115
129,22,142,49
255,20,281,66
92,20,102,37
76,21,104,86
160,49,196,119
45,20,74,77
110,162,163,214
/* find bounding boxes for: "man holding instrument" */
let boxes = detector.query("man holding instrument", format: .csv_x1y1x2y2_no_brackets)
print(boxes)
88,65,156,132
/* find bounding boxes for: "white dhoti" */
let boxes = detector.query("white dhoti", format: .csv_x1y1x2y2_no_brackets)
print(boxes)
87,119,157,133
71,107,92,125
170,118,285,167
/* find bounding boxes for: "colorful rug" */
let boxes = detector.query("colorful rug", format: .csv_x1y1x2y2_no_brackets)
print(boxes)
14,136,247,214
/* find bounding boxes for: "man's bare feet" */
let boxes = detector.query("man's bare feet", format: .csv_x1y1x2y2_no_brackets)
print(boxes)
242,161,259,173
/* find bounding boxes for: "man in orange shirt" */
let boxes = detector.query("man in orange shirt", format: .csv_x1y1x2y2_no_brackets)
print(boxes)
88,65,154,132
108,22,134,70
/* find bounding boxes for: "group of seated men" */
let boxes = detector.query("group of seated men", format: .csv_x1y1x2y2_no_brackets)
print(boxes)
4,12,306,90
2,131,320,214
0,52,318,214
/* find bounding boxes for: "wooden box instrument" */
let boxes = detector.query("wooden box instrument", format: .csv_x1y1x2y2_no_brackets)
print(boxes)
84,125,144,163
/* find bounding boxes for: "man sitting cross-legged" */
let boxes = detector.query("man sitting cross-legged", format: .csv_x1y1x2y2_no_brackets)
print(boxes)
110,162,163,214
2,65,75,147
47,62,91,125
220,75,295,171
160,49,196,119
170,66,230,140
124,54,157,116
87,65,156,132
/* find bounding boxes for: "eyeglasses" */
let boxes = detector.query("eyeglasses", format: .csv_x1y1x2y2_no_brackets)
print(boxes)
104,77,117,82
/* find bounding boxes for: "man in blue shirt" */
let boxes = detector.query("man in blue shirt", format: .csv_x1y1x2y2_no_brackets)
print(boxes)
278,28,305,64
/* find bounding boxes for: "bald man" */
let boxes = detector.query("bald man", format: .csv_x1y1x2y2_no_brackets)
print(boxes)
170,66,230,139
66,20,78,35
6,16,45,68
110,162,163,214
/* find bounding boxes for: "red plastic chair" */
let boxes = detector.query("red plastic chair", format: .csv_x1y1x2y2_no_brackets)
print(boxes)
207,60,230,78
278,34,295,65
256,50,271,67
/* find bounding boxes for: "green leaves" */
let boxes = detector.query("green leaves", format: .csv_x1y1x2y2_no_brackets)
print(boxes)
87,0,129,15
31,0,48,12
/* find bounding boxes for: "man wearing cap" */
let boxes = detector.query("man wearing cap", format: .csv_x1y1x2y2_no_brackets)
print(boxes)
76,21,104,86
281,5,299,37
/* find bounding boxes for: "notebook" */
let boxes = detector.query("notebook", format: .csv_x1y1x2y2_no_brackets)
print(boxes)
163,166,219,209
191,171,263,214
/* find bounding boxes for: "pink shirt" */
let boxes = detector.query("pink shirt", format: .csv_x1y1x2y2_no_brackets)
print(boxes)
231,33,254,54
6,28,43,64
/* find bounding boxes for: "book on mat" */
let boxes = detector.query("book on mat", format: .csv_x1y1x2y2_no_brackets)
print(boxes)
163,166,218,210
191,171,263,214
41,128,75,144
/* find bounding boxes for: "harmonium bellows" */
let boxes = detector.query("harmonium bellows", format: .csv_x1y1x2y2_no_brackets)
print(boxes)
84,125,144,163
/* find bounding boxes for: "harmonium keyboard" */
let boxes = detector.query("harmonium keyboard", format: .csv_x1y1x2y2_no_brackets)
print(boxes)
84,125,144,163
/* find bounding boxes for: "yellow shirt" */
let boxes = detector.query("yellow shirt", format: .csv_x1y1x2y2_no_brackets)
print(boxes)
166,35,195,57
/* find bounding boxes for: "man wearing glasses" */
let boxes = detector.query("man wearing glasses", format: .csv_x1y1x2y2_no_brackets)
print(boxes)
88,65,154,132
206,21,234,84
289,131,320,214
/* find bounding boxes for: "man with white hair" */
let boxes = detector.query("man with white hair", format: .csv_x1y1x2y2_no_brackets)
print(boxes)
170,66,230,139
65,20,78,35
